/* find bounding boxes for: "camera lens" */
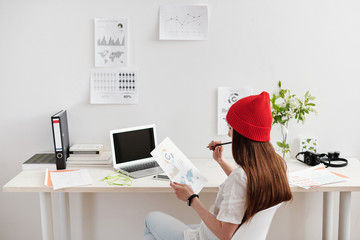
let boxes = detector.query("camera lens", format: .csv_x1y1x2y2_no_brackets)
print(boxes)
327,152,335,159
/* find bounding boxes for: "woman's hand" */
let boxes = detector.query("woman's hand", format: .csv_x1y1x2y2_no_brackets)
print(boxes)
208,140,224,164
208,140,235,176
170,182,194,202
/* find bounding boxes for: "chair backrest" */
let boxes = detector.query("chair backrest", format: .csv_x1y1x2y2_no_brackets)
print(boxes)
231,203,282,240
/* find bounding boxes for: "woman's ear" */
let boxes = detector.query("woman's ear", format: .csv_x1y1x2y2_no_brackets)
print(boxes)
228,127,233,138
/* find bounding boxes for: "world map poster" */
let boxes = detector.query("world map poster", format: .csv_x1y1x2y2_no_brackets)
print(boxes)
151,137,208,194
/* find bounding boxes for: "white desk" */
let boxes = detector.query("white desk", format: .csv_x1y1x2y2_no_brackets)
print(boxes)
3,158,360,240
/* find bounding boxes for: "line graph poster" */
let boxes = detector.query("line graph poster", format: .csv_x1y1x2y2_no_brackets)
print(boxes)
159,5,208,40
94,18,127,67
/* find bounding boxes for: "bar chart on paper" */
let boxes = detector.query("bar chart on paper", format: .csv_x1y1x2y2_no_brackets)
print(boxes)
94,18,128,67
159,5,208,40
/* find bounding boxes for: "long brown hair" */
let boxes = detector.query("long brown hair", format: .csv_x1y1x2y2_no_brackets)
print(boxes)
232,130,293,224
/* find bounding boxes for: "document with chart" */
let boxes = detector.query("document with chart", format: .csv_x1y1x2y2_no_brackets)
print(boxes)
151,137,208,194
94,18,127,67
289,164,348,189
218,87,253,135
159,5,208,40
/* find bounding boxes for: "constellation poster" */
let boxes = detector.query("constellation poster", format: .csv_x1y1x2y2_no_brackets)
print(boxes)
94,18,127,67
159,5,208,40
218,87,253,135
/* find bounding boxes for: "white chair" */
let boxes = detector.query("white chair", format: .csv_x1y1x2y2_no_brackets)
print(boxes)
231,203,282,240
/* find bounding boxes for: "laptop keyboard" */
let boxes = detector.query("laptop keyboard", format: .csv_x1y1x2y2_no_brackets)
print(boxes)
122,161,160,173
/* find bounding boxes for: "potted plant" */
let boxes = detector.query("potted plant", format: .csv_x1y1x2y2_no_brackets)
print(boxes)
271,81,317,159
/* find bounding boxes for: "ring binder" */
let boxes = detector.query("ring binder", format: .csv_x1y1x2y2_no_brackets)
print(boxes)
51,110,70,170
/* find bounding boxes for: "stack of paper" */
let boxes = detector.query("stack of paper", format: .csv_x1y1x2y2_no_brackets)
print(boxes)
289,164,348,189
22,153,56,170
67,152,112,166
69,144,104,155
45,169,93,190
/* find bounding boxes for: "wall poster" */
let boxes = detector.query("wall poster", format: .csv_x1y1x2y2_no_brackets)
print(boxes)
94,18,128,67
218,87,253,135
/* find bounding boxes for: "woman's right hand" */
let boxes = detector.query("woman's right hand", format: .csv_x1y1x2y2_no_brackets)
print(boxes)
208,140,224,164
209,140,235,176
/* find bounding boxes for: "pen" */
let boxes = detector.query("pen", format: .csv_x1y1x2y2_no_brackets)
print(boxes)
207,142,232,149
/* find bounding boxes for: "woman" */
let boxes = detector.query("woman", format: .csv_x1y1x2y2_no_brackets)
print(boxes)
143,92,293,240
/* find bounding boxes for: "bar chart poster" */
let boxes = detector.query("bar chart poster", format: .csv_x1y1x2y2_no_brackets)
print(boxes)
94,18,127,67
159,5,208,40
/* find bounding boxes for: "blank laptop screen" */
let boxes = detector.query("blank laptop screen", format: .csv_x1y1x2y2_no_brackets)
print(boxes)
112,127,156,164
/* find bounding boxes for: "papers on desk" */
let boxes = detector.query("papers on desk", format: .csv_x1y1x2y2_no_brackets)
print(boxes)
289,164,349,189
45,169,93,190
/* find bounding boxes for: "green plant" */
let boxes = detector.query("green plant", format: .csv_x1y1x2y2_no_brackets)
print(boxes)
271,81,317,158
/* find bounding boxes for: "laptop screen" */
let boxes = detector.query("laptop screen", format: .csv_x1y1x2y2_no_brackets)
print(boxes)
110,125,157,165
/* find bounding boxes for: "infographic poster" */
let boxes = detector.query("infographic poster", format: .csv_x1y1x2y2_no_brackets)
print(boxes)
94,18,127,67
218,87,253,135
151,137,208,194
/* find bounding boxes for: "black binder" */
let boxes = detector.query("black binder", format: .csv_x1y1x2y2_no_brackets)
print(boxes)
51,110,70,170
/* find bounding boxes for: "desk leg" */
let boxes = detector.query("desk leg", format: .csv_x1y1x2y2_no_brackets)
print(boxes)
59,192,71,240
338,192,351,240
323,192,334,240
39,192,54,240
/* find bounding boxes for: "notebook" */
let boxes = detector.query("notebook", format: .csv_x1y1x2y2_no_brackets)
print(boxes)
110,124,163,178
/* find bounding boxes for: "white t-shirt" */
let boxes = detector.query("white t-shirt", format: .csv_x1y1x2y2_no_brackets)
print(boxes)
184,167,247,240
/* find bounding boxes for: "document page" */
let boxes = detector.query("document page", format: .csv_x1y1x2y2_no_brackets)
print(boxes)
151,137,208,194
289,164,348,189
49,169,93,190
159,5,208,40
94,18,127,67
217,87,252,135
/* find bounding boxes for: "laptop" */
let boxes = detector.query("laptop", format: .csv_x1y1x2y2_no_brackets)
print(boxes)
110,124,163,178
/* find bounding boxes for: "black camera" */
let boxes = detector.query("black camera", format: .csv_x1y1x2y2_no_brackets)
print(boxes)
302,151,325,166
296,151,348,168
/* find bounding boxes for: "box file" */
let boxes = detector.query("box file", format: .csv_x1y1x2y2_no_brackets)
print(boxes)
51,110,70,170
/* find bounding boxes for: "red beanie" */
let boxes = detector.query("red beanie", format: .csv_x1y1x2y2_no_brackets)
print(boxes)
226,91,272,142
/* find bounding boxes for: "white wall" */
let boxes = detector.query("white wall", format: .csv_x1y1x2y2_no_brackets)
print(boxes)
1,0,360,239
